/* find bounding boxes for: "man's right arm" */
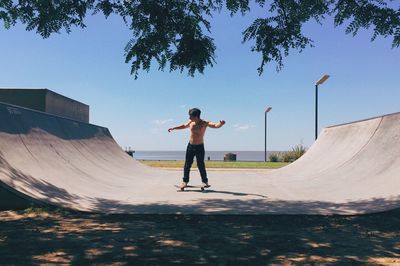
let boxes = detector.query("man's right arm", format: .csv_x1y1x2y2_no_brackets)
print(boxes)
168,121,191,132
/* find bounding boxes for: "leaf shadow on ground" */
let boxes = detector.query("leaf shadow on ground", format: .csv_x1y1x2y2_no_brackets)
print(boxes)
0,207,399,265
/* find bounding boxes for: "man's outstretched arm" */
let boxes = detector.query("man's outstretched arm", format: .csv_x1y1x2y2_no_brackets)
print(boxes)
168,121,191,132
207,120,226,129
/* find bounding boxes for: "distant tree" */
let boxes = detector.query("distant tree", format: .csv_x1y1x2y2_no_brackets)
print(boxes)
1,0,399,78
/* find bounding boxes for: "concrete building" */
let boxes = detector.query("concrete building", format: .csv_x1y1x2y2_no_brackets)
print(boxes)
0,88,89,123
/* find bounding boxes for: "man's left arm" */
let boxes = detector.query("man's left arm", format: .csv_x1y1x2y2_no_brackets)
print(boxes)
207,120,226,128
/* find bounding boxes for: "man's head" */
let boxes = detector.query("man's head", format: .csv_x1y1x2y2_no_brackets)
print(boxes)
189,108,201,120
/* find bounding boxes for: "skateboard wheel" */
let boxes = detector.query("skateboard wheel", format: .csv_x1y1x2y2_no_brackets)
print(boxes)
201,187,204,191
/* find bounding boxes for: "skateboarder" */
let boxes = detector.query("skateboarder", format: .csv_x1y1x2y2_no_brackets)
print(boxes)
168,108,226,189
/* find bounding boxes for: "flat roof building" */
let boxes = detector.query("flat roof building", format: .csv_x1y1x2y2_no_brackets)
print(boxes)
0,88,89,123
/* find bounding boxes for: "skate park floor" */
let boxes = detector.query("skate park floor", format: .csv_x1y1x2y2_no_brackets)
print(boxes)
1,208,399,265
1,102,400,263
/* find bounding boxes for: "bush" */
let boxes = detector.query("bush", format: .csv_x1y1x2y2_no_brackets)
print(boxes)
269,152,280,162
282,151,295,162
291,144,307,160
282,144,307,162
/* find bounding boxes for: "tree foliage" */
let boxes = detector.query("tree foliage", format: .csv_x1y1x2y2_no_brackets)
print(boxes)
1,0,399,78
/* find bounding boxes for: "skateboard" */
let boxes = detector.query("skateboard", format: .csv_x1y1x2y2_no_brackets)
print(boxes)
174,184,211,191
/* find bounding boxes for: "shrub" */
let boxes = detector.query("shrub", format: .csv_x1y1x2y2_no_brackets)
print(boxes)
282,144,308,162
282,151,295,162
269,152,280,162
291,144,307,160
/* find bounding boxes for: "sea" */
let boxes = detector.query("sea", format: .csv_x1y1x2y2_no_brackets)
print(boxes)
132,151,283,162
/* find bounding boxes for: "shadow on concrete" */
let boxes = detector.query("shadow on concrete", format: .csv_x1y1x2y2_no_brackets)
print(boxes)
177,188,269,198
0,208,399,265
90,196,400,215
0,152,80,211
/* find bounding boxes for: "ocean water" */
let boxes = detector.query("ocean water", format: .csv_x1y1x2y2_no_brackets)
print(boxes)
133,151,283,162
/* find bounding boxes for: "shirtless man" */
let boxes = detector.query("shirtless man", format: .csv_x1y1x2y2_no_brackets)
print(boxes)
168,108,226,188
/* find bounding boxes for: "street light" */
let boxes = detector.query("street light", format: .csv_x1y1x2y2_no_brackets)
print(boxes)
265,107,272,162
315,74,330,140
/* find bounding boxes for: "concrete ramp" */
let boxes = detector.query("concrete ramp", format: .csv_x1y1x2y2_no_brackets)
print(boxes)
0,102,399,215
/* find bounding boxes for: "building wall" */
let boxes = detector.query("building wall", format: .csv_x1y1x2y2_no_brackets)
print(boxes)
0,88,89,123
45,90,89,123
0,89,46,111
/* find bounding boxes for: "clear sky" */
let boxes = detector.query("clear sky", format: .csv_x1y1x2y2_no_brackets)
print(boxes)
1,6,399,151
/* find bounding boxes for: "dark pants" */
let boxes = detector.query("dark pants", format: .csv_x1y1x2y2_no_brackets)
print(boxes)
183,143,208,183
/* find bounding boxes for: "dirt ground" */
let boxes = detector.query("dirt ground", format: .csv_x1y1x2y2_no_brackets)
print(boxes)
1,208,400,265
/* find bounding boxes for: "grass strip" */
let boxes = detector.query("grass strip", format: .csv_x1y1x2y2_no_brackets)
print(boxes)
139,160,289,169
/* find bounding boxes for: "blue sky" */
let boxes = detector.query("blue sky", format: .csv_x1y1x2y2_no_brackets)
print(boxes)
1,6,399,151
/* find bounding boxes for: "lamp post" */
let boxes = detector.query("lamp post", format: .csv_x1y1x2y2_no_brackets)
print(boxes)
265,107,272,162
315,74,330,140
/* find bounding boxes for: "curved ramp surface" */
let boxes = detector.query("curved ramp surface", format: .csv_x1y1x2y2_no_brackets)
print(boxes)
0,102,399,215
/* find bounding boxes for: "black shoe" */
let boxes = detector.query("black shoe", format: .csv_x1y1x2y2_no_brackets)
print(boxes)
202,182,210,188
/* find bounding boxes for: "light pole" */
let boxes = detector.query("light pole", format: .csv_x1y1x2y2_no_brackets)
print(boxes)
315,74,330,140
265,107,272,162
